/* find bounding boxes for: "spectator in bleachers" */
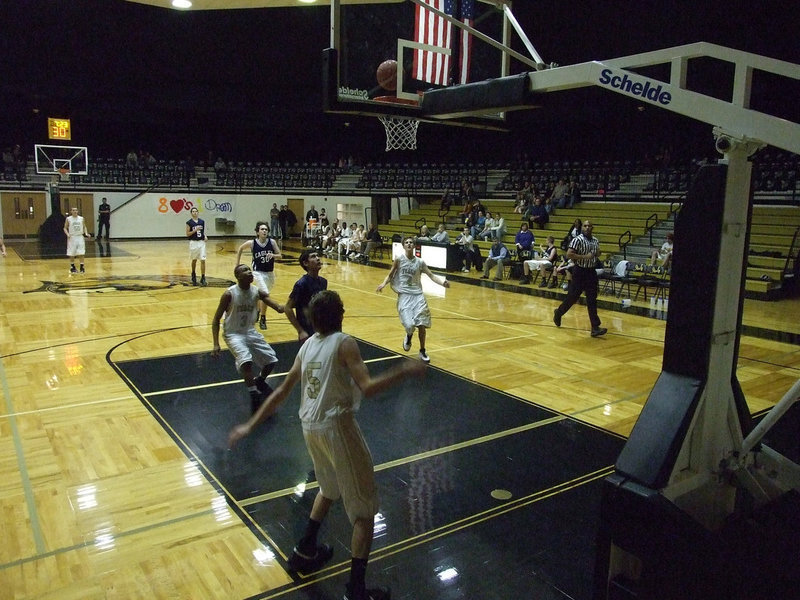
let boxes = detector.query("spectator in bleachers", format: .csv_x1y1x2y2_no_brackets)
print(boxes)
476,211,496,241
469,210,486,238
528,196,549,229
520,236,558,286
142,152,157,169
513,181,533,214
455,226,476,273
12,144,25,178
416,225,432,241
560,217,582,251
214,156,228,173
487,212,507,241
440,188,454,212
550,178,569,210
182,156,195,186
459,180,477,206
481,236,509,281
3,147,14,177
568,179,582,208
650,232,674,270
431,224,449,244
568,217,582,240
126,150,138,169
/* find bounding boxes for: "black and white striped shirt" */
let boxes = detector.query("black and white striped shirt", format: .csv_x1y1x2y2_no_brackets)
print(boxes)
569,234,600,268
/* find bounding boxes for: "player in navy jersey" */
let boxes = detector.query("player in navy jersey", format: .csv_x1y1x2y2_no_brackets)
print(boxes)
185,207,207,286
285,249,327,343
236,222,282,330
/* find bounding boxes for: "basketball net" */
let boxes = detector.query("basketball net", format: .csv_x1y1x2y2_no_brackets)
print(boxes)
378,115,419,151
58,167,71,183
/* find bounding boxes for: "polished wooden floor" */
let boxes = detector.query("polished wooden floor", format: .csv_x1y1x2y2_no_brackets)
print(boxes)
1,237,798,599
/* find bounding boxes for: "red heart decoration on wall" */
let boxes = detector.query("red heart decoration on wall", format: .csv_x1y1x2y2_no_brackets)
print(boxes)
170,199,185,213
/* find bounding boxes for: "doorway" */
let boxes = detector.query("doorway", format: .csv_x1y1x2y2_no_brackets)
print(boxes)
1,191,47,238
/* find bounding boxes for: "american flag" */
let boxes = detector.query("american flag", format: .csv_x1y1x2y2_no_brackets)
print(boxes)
413,0,454,86
458,0,475,85
413,0,476,86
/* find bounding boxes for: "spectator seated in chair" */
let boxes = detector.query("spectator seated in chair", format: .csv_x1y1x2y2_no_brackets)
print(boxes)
455,227,475,273
552,255,575,289
481,237,509,281
345,224,367,259
363,223,382,257
520,236,558,285
515,222,535,258
650,232,674,270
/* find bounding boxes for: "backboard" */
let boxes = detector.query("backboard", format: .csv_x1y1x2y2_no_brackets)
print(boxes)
324,0,543,132
35,144,89,175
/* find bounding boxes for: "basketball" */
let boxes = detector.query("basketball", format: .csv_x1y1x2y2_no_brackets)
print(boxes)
376,59,398,91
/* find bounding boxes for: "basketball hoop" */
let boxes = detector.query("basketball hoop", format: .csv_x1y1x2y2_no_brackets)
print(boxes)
378,116,419,151
58,167,71,183
375,95,420,152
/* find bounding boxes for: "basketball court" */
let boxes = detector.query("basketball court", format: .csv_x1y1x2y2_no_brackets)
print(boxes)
1,1,800,599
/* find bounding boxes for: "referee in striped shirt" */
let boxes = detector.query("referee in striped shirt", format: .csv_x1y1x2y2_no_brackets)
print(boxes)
552,220,607,337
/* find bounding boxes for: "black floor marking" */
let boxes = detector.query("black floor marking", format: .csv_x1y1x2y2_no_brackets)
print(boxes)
116,339,626,600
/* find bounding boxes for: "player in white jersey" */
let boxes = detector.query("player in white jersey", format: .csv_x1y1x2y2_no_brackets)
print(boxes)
228,290,425,600
211,264,285,413
63,206,91,273
376,235,450,363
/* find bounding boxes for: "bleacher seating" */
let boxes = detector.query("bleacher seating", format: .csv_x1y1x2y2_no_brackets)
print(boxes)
376,197,798,301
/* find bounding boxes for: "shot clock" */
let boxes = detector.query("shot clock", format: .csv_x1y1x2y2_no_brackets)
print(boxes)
48,118,71,141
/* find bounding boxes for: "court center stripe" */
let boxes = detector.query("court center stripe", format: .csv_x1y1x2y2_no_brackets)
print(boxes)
0,357,47,555
239,414,566,507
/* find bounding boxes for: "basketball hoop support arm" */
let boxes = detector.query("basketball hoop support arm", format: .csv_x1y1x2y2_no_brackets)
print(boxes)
521,42,800,526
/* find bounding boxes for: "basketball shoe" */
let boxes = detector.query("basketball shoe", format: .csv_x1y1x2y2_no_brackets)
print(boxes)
287,544,333,574
343,584,391,600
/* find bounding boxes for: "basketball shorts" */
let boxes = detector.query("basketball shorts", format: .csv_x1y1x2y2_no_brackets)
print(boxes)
524,258,553,271
189,240,207,260
253,271,275,295
66,235,86,257
397,292,431,333
223,329,278,372
302,415,379,524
